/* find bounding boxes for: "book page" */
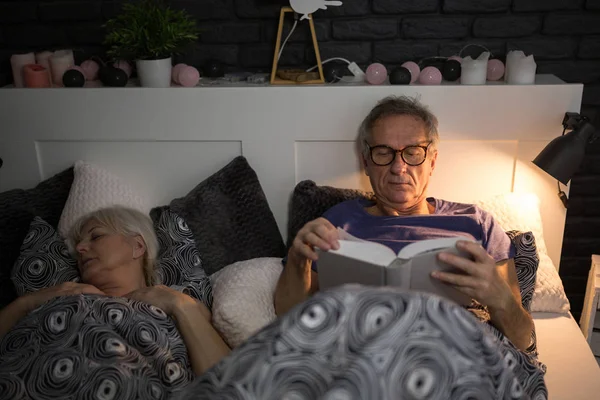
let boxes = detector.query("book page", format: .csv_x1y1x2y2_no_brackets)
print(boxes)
325,239,397,267
397,236,471,259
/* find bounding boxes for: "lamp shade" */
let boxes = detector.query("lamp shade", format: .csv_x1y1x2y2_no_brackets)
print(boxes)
532,121,596,185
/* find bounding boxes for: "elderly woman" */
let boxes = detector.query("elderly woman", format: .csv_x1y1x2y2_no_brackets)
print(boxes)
0,206,230,376
274,95,534,352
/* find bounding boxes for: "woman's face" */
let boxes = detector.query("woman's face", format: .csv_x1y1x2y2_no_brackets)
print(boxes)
74,220,146,284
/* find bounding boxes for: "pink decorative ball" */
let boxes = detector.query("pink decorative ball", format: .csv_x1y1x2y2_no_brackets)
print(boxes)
113,60,132,78
80,59,99,80
448,55,463,63
178,66,200,87
366,63,387,85
418,66,442,85
487,59,505,81
172,63,187,84
401,61,420,84
69,65,86,75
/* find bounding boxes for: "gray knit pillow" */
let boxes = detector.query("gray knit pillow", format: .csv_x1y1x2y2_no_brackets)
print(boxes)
165,156,286,276
287,180,375,248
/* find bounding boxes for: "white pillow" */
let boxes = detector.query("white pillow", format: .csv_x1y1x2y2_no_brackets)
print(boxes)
474,192,570,313
58,161,151,238
210,257,282,348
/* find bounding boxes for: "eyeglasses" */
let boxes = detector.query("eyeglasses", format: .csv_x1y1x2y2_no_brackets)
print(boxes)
366,142,432,166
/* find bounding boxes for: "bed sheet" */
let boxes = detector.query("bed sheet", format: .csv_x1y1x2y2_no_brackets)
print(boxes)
533,312,600,400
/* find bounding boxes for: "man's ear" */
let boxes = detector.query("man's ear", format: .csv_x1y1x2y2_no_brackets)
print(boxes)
362,154,369,176
131,236,147,259
429,150,438,175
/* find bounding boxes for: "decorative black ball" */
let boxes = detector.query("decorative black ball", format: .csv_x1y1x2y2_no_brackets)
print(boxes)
323,62,345,83
62,69,85,87
99,66,128,87
204,59,224,78
389,67,412,85
442,59,461,82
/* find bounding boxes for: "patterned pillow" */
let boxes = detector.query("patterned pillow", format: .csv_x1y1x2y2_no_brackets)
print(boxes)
506,230,539,312
11,217,80,295
287,180,375,248
11,210,213,311
154,208,213,309
0,167,73,308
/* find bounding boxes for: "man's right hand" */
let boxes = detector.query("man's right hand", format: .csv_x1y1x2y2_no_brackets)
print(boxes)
290,217,340,262
20,282,105,313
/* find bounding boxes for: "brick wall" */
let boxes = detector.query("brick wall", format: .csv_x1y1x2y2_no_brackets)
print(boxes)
1,0,599,320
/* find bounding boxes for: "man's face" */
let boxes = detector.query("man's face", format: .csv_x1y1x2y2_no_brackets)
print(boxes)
363,114,437,209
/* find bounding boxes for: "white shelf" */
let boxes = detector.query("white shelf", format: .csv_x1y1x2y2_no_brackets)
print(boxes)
2,74,566,90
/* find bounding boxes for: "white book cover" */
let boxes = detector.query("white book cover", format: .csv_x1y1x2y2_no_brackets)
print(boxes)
317,228,475,305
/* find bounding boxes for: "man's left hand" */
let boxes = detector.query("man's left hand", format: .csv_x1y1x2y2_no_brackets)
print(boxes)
431,241,514,311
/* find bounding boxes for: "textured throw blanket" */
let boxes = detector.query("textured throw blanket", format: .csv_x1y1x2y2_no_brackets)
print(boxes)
177,285,547,400
0,287,547,400
0,295,194,400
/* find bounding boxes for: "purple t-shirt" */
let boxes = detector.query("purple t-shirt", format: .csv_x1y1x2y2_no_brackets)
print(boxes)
310,197,515,272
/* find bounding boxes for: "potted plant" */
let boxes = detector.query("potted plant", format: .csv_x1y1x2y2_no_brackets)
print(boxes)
104,0,199,87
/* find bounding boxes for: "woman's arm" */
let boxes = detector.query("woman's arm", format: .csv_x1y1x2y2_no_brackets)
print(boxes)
125,285,231,375
172,300,231,375
0,282,105,341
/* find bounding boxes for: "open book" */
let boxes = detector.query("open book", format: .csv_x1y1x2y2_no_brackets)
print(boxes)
316,228,476,305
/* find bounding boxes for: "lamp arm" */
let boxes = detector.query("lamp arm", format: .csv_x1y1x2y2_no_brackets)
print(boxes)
556,125,569,208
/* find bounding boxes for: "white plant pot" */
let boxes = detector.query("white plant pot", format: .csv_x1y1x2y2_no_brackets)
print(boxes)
136,57,172,87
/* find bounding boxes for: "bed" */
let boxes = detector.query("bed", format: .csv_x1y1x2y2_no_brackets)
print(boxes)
1,75,600,399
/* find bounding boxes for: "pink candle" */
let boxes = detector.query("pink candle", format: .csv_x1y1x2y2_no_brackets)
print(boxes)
10,52,35,88
49,49,75,87
23,64,51,88
35,51,53,85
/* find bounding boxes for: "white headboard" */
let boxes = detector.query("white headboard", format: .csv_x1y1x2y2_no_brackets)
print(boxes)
0,75,583,269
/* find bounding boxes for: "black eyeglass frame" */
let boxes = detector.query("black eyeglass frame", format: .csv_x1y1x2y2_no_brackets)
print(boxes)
366,142,433,167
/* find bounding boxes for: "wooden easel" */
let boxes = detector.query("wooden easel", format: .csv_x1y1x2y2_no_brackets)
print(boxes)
270,6,325,85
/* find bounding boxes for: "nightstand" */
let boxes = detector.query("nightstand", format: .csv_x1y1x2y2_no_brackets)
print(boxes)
580,255,600,366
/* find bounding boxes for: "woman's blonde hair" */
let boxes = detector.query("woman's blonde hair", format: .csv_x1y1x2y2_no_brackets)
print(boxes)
68,206,159,286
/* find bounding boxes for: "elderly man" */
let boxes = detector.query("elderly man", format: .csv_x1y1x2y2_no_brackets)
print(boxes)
275,95,534,351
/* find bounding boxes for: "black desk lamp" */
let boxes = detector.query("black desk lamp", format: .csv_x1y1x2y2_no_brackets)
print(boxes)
533,112,598,207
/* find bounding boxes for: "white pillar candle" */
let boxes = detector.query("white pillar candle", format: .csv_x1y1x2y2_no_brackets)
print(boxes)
10,52,35,88
49,49,75,87
504,51,523,83
460,52,490,85
35,51,54,84
506,51,537,85
35,51,53,70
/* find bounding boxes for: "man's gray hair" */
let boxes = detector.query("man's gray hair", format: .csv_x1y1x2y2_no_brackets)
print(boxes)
357,95,440,158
